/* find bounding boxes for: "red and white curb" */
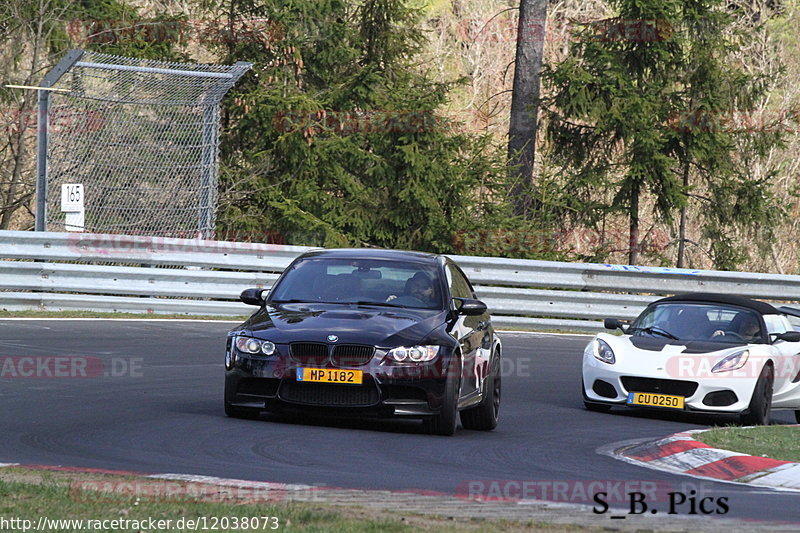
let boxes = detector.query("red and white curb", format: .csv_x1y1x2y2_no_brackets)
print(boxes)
609,427,800,491
5,460,800,531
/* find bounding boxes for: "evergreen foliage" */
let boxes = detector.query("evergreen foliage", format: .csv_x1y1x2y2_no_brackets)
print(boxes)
67,0,192,61
542,0,788,268
207,0,509,252
4,0,794,266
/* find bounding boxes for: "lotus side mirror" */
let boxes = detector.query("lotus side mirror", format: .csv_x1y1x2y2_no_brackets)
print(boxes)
453,298,488,316
604,318,627,332
773,331,800,343
240,288,268,306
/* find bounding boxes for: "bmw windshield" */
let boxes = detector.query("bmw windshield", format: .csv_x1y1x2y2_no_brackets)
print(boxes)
268,258,444,310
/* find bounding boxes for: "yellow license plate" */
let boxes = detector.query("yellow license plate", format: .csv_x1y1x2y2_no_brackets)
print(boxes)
296,368,363,385
627,392,684,409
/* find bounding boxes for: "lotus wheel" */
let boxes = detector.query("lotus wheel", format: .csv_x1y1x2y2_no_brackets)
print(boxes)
740,364,773,426
582,378,612,413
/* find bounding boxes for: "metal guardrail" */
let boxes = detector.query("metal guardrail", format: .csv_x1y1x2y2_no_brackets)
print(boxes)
0,261,278,299
0,231,309,271
0,292,247,316
451,255,800,300
3,230,800,331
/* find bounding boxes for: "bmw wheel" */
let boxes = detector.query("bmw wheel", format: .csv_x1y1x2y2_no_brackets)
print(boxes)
423,359,460,436
460,351,501,431
224,380,262,419
224,401,262,420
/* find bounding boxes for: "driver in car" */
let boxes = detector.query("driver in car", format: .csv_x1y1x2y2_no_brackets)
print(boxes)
386,272,437,307
735,314,761,341
713,313,761,341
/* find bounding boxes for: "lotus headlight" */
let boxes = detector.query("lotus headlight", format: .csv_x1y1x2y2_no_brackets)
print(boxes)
593,339,616,364
711,349,749,373
234,336,276,356
388,345,440,363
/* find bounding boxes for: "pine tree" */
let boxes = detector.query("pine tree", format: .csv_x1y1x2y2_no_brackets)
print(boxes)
207,0,506,251
541,0,786,267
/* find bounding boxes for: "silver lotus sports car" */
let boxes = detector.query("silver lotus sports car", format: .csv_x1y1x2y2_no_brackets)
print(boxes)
582,293,800,425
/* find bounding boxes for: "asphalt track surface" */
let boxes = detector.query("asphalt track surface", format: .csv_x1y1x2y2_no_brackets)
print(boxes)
1,320,799,527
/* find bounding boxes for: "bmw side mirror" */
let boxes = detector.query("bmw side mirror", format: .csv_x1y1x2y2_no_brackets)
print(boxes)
453,298,487,316
604,318,627,332
240,288,268,306
772,331,800,343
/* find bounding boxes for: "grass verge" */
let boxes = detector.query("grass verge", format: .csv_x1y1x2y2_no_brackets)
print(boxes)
695,426,800,462
0,468,595,533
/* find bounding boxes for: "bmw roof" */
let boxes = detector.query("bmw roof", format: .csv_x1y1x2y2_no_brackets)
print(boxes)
295,248,443,263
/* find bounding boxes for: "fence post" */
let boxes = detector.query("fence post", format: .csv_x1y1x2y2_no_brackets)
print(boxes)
198,62,252,239
35,50,85,232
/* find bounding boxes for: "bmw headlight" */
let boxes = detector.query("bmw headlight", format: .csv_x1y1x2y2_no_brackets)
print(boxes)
234,336,276,356
387,345,440,363
711,349,749,373
225,346,235,369
593,339,616,364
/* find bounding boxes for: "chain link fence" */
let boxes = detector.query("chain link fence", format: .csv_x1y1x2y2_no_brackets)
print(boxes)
43,50,250,238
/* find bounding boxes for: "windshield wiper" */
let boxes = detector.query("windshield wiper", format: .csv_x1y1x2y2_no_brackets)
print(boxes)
270,299,315,304
351,300,411,308
637,326,678,340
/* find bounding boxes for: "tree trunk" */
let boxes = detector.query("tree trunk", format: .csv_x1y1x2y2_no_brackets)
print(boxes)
0,114,30,229
628,182,640,265
1,0,45,229
676,155,690,268
507,0,547,217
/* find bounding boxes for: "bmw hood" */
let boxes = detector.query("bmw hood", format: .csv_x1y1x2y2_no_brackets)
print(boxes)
236,303,449,347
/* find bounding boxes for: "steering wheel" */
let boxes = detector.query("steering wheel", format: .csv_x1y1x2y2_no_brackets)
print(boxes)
722,330,745,341
387,295,425,307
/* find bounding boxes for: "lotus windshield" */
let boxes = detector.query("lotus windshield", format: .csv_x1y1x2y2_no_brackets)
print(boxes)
629,303,764,344
269,258,444,310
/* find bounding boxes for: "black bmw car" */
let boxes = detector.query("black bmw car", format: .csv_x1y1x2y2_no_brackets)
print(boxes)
224,248,502,435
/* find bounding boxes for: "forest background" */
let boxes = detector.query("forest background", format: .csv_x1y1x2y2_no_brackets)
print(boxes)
2,0,799,273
